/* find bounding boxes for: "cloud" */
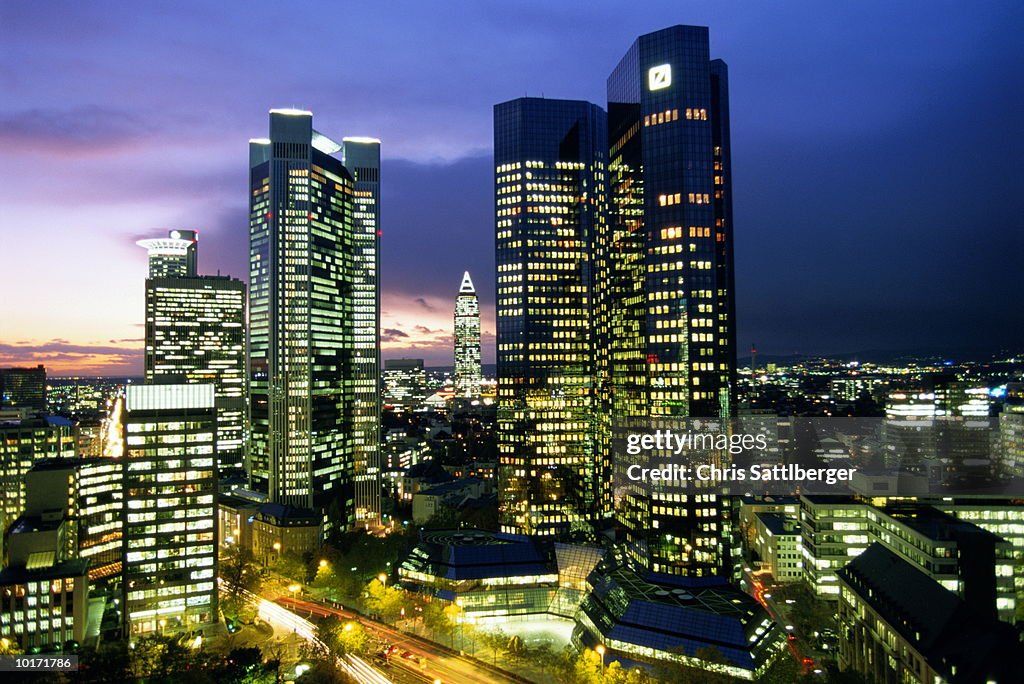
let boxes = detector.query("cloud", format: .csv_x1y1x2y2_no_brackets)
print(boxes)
0,106,152,156
381,328,410,342
413,298,435,312
0,340,141,376
414,325,443,335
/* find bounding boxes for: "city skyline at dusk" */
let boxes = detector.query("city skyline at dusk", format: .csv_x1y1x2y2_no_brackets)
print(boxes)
2,1,1023,375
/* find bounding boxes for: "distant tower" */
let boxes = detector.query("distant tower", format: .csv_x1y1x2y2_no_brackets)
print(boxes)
454,271,482,396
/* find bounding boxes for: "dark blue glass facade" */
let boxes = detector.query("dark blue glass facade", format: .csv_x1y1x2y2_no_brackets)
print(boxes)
604,26,737,576
494,98,611,537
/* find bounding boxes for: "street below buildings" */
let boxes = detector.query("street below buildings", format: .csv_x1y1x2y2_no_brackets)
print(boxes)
276,594,527,684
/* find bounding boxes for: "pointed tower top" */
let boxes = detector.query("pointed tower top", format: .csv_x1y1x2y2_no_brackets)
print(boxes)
459,271,475,294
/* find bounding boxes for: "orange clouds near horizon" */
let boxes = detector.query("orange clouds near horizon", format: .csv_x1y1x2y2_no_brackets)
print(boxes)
0,339,143,377
2,291,495,377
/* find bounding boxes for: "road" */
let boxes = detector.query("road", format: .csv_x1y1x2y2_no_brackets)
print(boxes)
275,594,526,684
228,585,390,684
743,569,824,677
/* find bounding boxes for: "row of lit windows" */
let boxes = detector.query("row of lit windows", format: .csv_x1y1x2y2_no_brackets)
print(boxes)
644,109,679,126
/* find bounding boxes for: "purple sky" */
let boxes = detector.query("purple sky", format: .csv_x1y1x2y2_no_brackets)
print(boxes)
1,1,1022,375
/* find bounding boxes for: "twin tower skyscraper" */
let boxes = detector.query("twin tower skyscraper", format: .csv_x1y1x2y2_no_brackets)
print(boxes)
141,110,381,533
496,25,736,577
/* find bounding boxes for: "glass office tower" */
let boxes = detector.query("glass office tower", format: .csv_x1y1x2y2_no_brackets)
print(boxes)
454,271,482,396
0,365,47,410
340,136,382,526
141,268,247,474
494,97,609,537
248,110,380,527
604,25,737,576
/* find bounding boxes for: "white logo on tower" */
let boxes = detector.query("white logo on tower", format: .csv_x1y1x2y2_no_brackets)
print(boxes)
648,64,672,91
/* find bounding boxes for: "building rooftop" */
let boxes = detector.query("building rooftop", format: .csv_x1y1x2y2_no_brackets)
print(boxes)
399,529,556,582
837,543,1022,682
417,477,483,498
256,502,320,525
755,512,794,536
9,515,63,535
879,504,1003,543
28,456,110,472
577,550,778,672
0,559,89,585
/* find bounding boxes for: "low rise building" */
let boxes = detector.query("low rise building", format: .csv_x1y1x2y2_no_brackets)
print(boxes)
412,478,489,524
0,511,89,651
749,512,802,584
837,543,1021,683
398,529,559,617
573,550,784,681
250,503,321,566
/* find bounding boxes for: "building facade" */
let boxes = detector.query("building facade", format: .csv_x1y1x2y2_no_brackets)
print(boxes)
494,97,608,537
602,25,737,577
122,384,218,634
24,458,123,581
0,365,46,411
142,270,247,474
136,230,198,279
1,414,75,537
453,271,482,396
836,543,1022,684
383,358,427,410
248,109,380,528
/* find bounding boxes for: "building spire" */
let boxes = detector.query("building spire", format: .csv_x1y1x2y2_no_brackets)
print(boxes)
459,270,475,294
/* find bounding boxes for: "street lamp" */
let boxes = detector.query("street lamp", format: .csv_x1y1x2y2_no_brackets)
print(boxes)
378,573,387,588
595,644,606,673
319,559,328,569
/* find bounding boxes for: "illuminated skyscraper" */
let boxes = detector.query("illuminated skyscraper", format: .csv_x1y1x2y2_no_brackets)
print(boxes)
248,110,380,527
603,25,737,576
494,97,609,537
453,271,482,396
136,229,198,278
122,384,217,634
138,242,247,473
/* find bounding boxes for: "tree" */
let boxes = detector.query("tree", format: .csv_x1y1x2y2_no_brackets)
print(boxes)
220,546,262,623
420,599,454,639
318,616,370,658
363,578,406,623
654,646,739,684
294,657,357,684
755,652,804,684
506,634,527,664
127,634,199,681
